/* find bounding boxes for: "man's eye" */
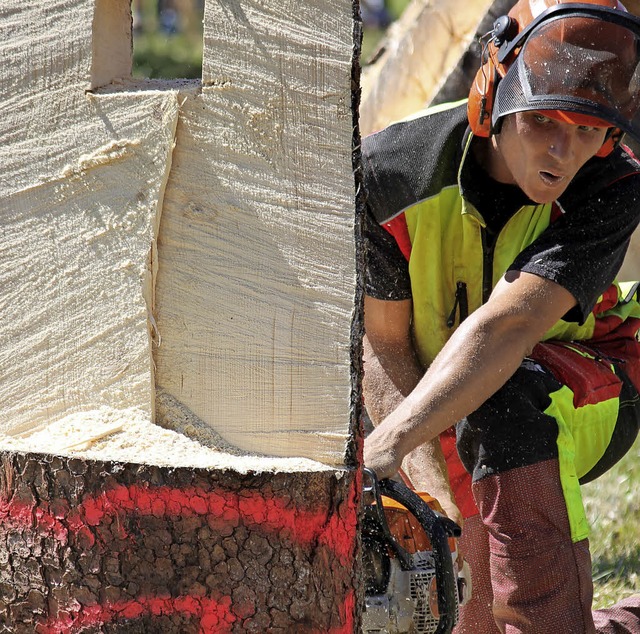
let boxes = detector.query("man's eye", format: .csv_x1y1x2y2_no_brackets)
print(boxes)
533,113,550,124
578,125,597,132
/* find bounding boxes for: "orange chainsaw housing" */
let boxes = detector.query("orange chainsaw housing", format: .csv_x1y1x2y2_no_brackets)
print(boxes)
381,493,458,555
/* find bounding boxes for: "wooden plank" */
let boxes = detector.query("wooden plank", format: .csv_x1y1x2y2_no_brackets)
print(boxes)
153,0,357,465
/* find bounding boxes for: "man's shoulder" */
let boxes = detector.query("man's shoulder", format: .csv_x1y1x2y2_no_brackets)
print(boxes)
563,143,640,206
362,100,469,172
361,101,469,224
364,99,468,140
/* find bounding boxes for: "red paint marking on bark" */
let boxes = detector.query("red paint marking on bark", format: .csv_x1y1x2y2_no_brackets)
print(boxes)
0,500,67,542
37,592,358,634
309,590,357,634
2,474,360,632
0,482,357,561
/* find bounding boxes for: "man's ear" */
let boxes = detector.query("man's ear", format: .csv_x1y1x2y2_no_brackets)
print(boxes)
595,128,623,158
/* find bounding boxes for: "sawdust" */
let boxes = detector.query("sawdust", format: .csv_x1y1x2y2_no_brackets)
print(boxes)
60,138,142,178
0,406,334,474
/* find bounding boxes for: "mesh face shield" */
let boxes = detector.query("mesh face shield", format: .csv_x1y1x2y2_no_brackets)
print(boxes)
492,7,640,141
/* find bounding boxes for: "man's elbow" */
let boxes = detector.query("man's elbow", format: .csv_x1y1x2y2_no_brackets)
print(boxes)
472,305,547,363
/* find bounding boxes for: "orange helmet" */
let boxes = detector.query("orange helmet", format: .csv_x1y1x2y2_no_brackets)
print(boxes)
468,0,640,156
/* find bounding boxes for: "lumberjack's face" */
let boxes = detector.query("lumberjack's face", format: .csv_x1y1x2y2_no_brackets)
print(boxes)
486,111,608,203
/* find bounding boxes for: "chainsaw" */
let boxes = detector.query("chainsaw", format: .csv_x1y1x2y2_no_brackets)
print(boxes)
361,468,469,634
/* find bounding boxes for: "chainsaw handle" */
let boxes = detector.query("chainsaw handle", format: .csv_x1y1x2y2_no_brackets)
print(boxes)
379,477,460,634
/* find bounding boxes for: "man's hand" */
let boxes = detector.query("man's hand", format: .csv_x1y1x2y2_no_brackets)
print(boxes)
401,442,462,527
363,423,404,480
437,493,463,532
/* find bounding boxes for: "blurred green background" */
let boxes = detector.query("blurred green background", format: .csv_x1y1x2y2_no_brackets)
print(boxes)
132,0,411,79
132,0,205,79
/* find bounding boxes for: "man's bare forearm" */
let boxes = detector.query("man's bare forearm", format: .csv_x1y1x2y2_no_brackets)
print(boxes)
363,332,457,519
364,272,578,479
362,333,422,423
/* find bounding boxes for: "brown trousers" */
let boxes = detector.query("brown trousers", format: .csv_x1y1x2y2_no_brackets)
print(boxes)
453,461,640,634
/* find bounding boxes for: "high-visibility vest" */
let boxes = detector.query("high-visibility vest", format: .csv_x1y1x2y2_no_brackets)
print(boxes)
364,101,640,371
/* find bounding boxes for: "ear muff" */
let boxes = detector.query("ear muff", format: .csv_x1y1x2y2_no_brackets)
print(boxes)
468,60,497,137
468,16,519,137
595,128,623,157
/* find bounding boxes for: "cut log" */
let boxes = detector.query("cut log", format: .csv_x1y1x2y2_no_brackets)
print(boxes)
359,0,497,135
429,0,518,106
0,0,362,631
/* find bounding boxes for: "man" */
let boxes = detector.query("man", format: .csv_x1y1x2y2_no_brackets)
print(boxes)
361,0,640,632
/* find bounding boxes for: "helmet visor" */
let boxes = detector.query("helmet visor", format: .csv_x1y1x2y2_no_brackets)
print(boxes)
493,12,640,140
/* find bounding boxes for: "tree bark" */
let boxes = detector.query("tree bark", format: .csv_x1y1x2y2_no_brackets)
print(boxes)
0,452,360,633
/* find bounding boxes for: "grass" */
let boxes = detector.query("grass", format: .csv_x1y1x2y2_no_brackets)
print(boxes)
583,434,640,608
133,31,203,79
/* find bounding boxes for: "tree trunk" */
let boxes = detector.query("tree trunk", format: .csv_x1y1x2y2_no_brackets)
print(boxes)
0,0,362,631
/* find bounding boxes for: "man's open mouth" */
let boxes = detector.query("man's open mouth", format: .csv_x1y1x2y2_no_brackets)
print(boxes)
539,170,566,186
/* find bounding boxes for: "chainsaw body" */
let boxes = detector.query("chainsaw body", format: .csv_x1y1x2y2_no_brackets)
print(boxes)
362,469,464,634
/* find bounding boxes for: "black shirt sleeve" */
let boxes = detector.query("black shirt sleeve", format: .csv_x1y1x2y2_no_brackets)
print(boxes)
508,174,640,323
363,206,412,301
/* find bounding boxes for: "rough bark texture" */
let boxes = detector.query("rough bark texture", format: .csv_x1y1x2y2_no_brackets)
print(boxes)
0,452,360,633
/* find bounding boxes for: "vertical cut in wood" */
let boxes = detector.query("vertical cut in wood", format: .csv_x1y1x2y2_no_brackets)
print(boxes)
91,0,133,89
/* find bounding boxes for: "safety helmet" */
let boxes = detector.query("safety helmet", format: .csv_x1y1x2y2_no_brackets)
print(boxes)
468,0,640,156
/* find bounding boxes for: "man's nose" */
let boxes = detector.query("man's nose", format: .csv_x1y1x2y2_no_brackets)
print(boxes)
547,128,574,160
